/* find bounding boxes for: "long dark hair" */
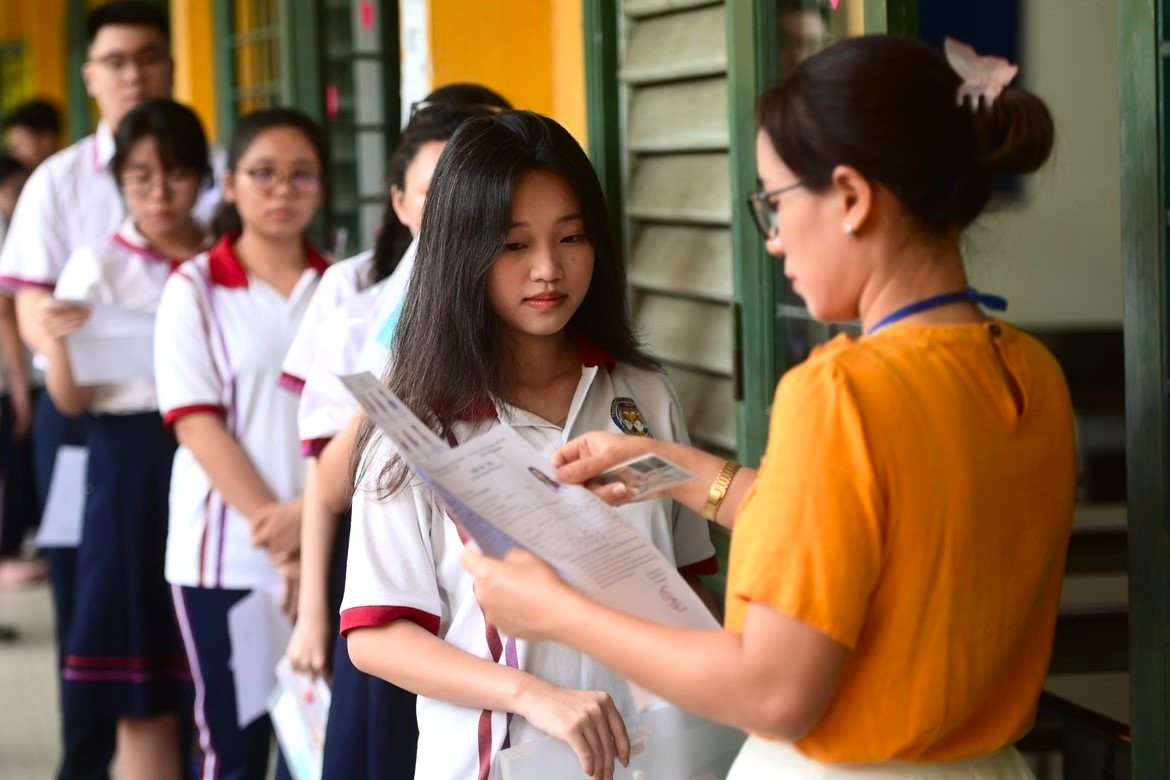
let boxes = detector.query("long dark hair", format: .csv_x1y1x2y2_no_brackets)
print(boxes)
760,35,1053,233
111,99,210,185
355,110,657,496
210,108,328,238
367,98,511,286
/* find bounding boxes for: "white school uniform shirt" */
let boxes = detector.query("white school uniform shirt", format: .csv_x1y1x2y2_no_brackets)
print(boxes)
53,218,206,414
278,249,373,394
296,276,390,456
0,123,224,294
155,235,329,589
341,346,718,780
295,240,417,455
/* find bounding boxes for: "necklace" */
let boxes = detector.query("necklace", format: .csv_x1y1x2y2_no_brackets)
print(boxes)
516,402,568,428
867,287,1007,335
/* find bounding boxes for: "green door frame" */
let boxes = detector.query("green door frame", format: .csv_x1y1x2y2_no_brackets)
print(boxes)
1119,0,1169,774
582,0,623,253
67,0,89,142
211,0,324,143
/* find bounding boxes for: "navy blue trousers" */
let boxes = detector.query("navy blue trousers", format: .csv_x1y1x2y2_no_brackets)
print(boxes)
31,395,115,780
172,585,293,780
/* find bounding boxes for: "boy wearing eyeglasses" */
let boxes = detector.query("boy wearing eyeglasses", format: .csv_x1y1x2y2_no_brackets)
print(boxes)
0,3,222,778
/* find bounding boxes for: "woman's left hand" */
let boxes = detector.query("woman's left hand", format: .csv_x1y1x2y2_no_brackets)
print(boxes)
463,547,578,641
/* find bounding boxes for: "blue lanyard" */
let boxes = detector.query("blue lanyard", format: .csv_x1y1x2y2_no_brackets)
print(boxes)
867,287,1008,335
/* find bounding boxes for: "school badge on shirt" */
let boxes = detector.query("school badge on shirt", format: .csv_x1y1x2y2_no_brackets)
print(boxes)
611,397,651,437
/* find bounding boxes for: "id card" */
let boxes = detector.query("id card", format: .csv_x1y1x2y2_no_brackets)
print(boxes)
595,454,694,500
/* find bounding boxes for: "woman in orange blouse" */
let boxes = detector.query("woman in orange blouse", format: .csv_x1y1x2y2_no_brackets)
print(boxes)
465,35,1075,779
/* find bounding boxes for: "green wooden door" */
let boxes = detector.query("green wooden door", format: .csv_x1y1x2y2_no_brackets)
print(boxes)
1120,0,1170,774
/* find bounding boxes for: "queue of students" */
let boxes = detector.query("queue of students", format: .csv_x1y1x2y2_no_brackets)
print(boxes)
0,2,1075,778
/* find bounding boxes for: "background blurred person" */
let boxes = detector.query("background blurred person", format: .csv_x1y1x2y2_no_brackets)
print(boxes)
4,98,62,171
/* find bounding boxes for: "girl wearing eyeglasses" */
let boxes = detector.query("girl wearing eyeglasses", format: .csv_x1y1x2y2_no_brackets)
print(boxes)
153,107,329,780
37,98,210,780
466,36,1075,779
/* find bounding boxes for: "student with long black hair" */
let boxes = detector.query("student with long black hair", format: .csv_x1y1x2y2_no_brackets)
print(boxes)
340,111,717,780
285,87,511,779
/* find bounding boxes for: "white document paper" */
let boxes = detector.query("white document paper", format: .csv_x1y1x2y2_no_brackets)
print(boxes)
64,303,156,386
495,706,747,780
36,445,88,548
340,372,720,633
227,586,293,729
268,656,331,780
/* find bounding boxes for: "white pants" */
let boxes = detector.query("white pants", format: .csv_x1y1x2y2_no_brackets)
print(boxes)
727,737,1035,780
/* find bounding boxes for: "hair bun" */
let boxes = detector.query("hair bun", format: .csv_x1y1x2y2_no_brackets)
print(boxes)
971,88,1054,175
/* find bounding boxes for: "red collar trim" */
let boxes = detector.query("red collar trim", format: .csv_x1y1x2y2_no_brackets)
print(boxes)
113,224,187,271
571,333,616,372
207,233,330,289
454,399,499,421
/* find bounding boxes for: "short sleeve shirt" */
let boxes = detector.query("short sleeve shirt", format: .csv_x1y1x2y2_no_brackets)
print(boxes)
155,235,328,589
726,321,1077,762
54,218,207,414
296,276,390,456
341,357,717,779
279,250,373,394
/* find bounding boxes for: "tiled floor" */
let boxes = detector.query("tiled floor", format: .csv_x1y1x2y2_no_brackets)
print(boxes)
0,582,61,779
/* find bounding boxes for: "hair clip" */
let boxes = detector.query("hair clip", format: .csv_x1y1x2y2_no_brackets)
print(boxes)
944,37,1018,110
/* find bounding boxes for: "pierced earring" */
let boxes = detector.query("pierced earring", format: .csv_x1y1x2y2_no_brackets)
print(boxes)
844,223,855,235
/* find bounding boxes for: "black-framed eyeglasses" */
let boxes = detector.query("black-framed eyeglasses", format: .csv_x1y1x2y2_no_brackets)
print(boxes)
88,46,171,74
746,181,806,239
121,170,202,198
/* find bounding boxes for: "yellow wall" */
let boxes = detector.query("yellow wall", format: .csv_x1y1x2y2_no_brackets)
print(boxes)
428,0,587,145
170,0,219,142
0,0,69,112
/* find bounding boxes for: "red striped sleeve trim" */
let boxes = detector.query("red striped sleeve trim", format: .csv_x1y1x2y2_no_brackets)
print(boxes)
678,555,720,578
0,275,56,292
340,606,440,636
300,437,333,458
278,371,306,395
163,404,227,428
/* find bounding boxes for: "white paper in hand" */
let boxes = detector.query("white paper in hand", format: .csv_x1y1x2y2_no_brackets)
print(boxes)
36,446,88,548
495,706,746,780
268,656,331,780
227,586,292,729
64,303,156,385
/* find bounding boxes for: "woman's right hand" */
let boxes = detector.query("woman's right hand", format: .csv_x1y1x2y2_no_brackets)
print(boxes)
516,680,630,780
286,608,331,680
552,432,659,505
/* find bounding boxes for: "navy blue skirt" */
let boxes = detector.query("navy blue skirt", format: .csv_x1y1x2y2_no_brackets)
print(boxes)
322,508,418,779
62,412,191,719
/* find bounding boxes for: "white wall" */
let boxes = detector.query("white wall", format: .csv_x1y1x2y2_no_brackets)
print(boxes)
966,0,1122,327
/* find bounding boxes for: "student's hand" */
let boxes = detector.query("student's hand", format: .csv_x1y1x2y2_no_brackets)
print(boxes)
551,432,658,506
464,548,576,641
516,679,631,780
286,607,331,681
37,299,90,341
278,560,300,622
250,499,303,562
